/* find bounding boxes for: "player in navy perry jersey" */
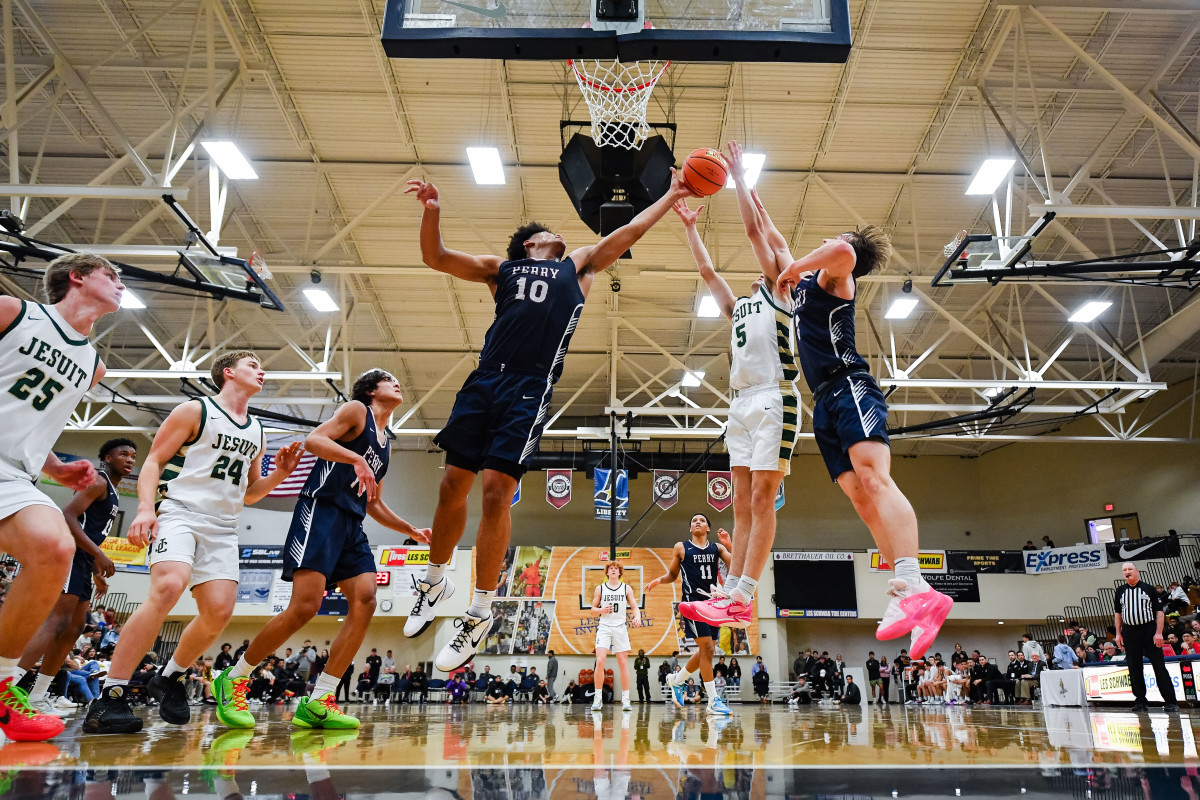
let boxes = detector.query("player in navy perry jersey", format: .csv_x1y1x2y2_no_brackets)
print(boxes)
213,369,430,731
15,438,136,713
742,197,951,659
646,513,733,716
402,171,696,672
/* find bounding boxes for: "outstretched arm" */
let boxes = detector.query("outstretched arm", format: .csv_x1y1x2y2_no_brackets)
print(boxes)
726,141,785,285
672,200,736,320
405,180,504,284
571,169,695,276
777,239,856,294
366,497,431,543
645,543,685,591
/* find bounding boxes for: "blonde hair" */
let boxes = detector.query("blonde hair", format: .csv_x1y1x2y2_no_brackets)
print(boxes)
604,562,624,577
43,253,119,304
210,350,260,389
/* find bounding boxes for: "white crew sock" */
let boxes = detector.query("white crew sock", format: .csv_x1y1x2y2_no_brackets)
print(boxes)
11,666,26,683
162,658,187,680
469,589,495,618
673,666,697,685
31,672,54,700
721,575,740,595
893,557,922,590
704,680,718,701
105,678,129,689
0,656,18,683
229,655,255,679
312,670,340,699
213,777,242,800
424,562,447,585
731,576,757,604
621,690,630,704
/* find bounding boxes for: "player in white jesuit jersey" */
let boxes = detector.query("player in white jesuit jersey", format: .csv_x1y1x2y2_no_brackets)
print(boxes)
0,253,123,742
590,562,641,711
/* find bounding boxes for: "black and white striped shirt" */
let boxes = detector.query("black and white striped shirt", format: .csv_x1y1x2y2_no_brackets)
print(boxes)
1114,581,1162,626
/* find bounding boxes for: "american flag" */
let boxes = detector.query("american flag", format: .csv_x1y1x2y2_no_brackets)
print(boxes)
261,450,319,497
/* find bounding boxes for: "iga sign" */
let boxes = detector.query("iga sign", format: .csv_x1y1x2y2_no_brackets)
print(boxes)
1024,543,1107,574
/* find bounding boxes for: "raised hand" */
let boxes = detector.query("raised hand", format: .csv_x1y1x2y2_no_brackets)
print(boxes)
669,167,697,199
404,179,440,210
725,140,746,181
717,527,732,550
272,441,304,476
672,199,705,227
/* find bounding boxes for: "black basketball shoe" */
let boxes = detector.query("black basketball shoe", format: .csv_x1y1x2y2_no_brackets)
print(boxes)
83,685,144,734
14,670,35,693
147,670,190,725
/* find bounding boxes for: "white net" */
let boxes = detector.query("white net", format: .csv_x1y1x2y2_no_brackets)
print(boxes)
569,58,669,149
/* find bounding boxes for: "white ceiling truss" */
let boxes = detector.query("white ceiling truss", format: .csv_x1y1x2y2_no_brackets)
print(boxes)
1,0,1198,457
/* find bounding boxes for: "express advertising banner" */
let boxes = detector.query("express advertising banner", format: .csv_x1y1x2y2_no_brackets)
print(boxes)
1024,543,1107,575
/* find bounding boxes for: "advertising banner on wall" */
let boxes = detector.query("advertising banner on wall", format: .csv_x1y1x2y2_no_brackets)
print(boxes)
238,545,284,568
99,537,148,573
868,550,946,574
1084,661,1184,703
946,550,1025,575
1024,543,1107,575
924,572,980,603
1105,536,1181,563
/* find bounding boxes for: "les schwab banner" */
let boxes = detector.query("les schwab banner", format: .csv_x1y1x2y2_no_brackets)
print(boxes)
868,550,946,574
1085,661,1184,703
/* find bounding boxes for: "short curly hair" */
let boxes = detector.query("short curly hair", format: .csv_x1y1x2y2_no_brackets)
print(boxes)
603,561,624,577
507,222,555,262
99,438,137,461
352,368,398,406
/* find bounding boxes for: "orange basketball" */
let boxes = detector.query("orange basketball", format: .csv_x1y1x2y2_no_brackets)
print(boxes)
681,148,729,197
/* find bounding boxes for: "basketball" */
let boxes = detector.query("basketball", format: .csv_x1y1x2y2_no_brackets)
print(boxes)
682,148,729,197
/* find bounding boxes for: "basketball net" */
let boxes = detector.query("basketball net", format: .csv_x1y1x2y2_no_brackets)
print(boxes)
569,46,668,150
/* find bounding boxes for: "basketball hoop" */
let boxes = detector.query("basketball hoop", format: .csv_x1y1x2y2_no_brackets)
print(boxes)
568,25,668,150
248,249,272,281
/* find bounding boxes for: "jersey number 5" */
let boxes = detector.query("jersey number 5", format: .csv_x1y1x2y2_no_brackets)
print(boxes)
7,367,64,411
735,324,746,348
210,455,244,485
515,277,549,303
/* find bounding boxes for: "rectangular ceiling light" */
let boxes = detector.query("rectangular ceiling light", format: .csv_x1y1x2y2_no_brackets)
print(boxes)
303,288,340,312
119,290,146,309
200,141,258,180
697,295,721,317
680,370,705,388
466,147,505,185
884,297,919,319
1068,300,1111,323
120,291,147,309
965,158,1015,196
725,153,765,189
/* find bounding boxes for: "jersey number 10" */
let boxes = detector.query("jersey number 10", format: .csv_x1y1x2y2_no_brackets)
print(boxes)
514,278,549,303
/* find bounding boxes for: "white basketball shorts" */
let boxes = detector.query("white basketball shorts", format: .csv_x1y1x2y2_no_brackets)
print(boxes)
726,382,799,474
148,499,240,587
595,624,631,654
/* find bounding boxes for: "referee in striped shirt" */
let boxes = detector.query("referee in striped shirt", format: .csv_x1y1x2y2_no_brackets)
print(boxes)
1114,561,1179,712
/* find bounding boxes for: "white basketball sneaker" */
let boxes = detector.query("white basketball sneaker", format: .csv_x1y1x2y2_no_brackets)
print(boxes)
403,575,455,638
434,610,493,672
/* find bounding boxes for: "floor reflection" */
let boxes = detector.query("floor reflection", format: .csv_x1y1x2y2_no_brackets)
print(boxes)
1,703,1199,798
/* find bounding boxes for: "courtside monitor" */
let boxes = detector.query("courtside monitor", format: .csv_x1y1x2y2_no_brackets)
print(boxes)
381,0,851,62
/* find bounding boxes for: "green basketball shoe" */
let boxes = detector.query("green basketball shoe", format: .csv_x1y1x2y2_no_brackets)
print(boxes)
292,693,360,729
213,668,255,729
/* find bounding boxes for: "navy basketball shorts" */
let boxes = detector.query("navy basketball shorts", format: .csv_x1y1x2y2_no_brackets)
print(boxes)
63,551,95,601
812,373,891,482
682,615,718,641
434,367,553,479
283,496,376,589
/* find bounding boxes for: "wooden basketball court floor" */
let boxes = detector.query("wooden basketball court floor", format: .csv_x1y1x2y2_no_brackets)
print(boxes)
2,702,1200,798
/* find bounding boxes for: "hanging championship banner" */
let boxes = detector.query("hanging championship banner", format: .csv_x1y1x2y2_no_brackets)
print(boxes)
511,479,521,507
653,470,679,510
594,468,628,521
546,469,572,509
707,471,732,512
775,482,785,511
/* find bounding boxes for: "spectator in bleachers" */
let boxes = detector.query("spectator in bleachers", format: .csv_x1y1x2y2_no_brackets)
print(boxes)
753,665,770,704
683,678,702,705
1022,540,1037,551
1182,633,1199,655
1042,536,1055,549
1074,645,1090,664
1015,652,1044,704
950,643,967,666
407,665,429,704
1078,625,1097,649
1021,633,1045,661
728,658,741,689
971,656,1000,704
838,675,861,705
1053,635,1079,669
214,643,234,671
485,680,509,705
1167,582,1190,615
1100,641,1121,661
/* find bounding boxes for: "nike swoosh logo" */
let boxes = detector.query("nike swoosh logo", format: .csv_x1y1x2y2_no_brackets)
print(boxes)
440,0,507,18
1118,541,1159,559
310,708,328,720
522,395,534,400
